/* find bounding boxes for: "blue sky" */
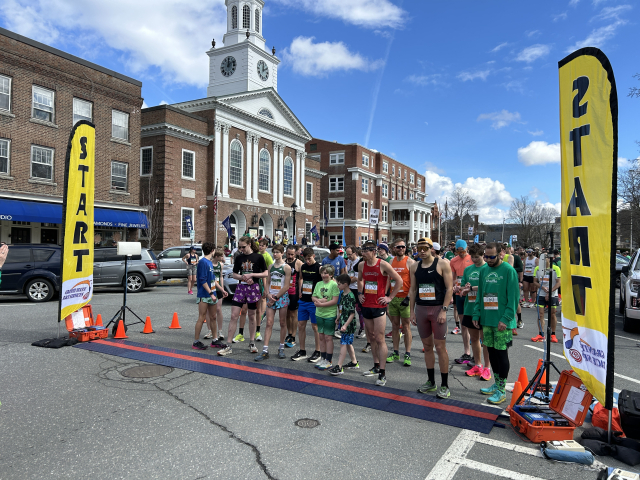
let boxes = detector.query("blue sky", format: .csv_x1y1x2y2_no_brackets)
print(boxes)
2,0,637,223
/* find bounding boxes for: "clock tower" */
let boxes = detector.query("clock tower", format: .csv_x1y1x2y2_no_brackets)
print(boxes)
207,0,280,97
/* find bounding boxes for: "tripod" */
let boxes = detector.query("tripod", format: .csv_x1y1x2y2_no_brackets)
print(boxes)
105,254,145,335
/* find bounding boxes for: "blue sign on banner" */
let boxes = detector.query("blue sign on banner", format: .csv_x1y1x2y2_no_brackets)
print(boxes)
474,234,479,243
185,215,193,233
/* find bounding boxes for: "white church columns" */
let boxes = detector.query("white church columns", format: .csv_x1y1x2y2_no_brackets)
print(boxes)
252,133,260,202
245,134,253,201
221,123,230,198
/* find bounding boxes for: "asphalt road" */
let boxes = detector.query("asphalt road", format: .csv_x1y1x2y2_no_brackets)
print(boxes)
1,283,639,479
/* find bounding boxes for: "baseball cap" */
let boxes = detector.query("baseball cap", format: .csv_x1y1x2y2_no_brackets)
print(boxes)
418,237,433,247
432,242,441,251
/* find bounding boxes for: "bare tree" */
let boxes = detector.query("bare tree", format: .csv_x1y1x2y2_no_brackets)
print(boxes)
139,178,163,251
508,196,558,247
443,187,478,239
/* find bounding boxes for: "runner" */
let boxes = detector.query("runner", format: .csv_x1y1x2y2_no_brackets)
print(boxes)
254,238,274,342
444,242,456,261
192,242,224,350
377,243,393,263
472,242,520,405
255,245,291,361
204,250,229,340
450,239,474,362
522,249,539,308
410,238,454,399
284,245,303,348
329,274,360,375
531,257,561,343
386,239,415,367
183,246,199,295
358,240,403,387
345,246,366,339
291,248,323,362
218,237,268,356
312,265,341,370
322,243,348,277
458,243,491,381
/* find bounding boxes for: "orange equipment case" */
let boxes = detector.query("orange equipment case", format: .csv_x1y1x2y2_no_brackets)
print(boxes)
510,370,593,443
64,305,108,342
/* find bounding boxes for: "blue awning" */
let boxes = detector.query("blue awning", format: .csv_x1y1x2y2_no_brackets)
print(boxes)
0,198,148,228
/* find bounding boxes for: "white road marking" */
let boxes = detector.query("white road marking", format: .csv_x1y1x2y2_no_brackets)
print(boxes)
474,435,542,457
426,429,477,480
461,459,547,480
615,334,640,342
524,344,565,360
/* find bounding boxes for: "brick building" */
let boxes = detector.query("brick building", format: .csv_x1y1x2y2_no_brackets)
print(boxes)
307,138,434,246
141,0,322,250
0,26,146,246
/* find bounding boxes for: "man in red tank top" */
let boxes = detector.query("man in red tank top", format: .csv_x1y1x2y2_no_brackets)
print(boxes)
357,241,403,387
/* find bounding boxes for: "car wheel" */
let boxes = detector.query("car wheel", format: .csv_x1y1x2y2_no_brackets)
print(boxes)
126,273,145,293
26,278,54,302
616,275,621,289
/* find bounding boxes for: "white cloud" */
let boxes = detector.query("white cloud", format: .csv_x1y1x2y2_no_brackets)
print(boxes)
569,0,580,6
517,141,561,166
159,100,169,105
142,100,149,109
491,42,509,53
424,170,454,200
272,0,406,29
457,70,491,82
618,157,637,170
528,130,544,136
502,79,526,94
591,5,631,22
477,110,523,129
0,0,227,87
566,20,626,52
282,36,383,76
553,12,568,21
527,30,541,38
405,74,445,86
515,44,551,63
459,177,514,207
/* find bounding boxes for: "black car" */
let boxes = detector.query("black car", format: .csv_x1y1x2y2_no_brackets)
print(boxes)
0,244,60,302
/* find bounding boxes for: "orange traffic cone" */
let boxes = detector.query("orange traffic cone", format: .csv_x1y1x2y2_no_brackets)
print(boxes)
142,316,155,334
508,381,523,412
517,367,529,393
535,359,547,388
169,312,181,329
95,314,103,327
113,319,128,339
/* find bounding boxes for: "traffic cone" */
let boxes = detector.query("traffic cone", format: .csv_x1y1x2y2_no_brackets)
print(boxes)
508,381,523,412
95,314,103,327
517,367,529,393
535,359,547,389
142,316,155,334
113,319,128,339
169,312,181,329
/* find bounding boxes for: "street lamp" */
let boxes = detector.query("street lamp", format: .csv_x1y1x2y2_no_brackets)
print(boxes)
291,202,298,244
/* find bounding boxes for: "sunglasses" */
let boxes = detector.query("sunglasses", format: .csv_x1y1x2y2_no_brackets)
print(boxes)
362,247,376,252
417,246,432,252
484,254,498,259
395,245,406,249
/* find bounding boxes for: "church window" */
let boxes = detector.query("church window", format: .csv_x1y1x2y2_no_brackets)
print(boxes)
255,9,260,33
243,5,250,29
232,6,238,29
283,157,293,196
258,108,273,119
230,140,243,187
259,149,270,191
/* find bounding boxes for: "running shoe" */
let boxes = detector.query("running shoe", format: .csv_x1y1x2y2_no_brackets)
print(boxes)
385,331,393,338
254,352,269,361
356,329,367,339
345,361,360,370
188,290,193,295
210,340,226,349
436,386,451,399
192,341,208,350
480,383,498,395
531,334,545,342
334,330,342,339
318,361,332,371
451,326,461,335
376,374,387,386
517,320,524,329
217,346,232,356
315,359,327,369
255,332,263,342
218,334,225,341
203,332,214,339
550,334,558,343
278,348,286,359
403,353,411,367
291,350,308,361
465,365,483,377
232,334,245,343
480,368,492,381
285,339,296,348
512,328,518,336
362,344,371,353
487,391,506,405
249,343,258,353
363,366,379,377
308,351,321,363
455,353,473,364
386,352,400,363
417,380,437,394
329,365,344,376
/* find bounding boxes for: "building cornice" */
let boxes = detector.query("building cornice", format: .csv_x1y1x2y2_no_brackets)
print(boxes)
141,123,212,146
305,167,326,179
0,191,148,211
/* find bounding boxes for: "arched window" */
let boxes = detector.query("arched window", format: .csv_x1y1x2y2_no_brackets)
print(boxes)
255,9,260,33
231,6,238,29
258,108,273,119
243,5,250,29
229,140,243,187
283,157,293,196
259,149,270,191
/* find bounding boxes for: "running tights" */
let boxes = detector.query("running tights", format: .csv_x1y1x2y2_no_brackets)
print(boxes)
487,347,510,380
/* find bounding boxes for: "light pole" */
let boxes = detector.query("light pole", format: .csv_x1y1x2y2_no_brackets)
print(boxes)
291,202,298,244
502,217,505,243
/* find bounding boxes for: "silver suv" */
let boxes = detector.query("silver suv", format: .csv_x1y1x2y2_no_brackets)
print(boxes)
93,247,162,293
157,245,203,279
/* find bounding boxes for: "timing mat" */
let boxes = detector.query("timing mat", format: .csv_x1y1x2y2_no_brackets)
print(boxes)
75,339,500,433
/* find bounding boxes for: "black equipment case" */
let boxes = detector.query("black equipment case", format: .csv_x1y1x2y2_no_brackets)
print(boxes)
619,389,640,440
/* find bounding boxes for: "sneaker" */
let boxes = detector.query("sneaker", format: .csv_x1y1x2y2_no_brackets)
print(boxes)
278,348,286,359
255,332,263,342
285,339,296,348
308,351,321,363
363,366,379,377
517,320,524,329
192,341,208,350
531,334,545,342
334,330,342,339
188,290,193,295
232,334,245,343
403,353,412,367
480,367,492,381
487,390,507,405
480,383,498,395
329,365,344,376
455,353,473,364
217,346,232,356
345,361,360,369
210,340,226,349
465,365,483,377
436,386,451,399
315,359,327,369
356,329,367,339
385,331,393,338
249,343,258,353
550,334,558,343
254,352,269,361
376,374,387,386
203,332,214,339
362,344,371,353
218,334,225,341
417,380,437,394
291,350,308,361
318,361,332,371
386,352,400,363
451,326,461,335
512,328,518,336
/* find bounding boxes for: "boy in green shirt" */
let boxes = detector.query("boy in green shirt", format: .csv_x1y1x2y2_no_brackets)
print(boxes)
329,274,360,375
472,242,520,405
312,265,340,371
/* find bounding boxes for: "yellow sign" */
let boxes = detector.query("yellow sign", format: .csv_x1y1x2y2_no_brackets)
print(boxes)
559,48,617,408
59,121,95,321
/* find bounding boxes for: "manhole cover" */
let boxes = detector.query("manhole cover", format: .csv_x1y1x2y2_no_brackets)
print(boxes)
122,365,173,378
295,418,320,428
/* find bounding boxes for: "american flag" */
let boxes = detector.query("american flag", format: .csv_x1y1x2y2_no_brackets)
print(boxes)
213,181,218,215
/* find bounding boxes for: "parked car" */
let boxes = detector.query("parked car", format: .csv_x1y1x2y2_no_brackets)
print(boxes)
157,245,202,279
615,254,629,288
619,251,640,332
0,244,162,302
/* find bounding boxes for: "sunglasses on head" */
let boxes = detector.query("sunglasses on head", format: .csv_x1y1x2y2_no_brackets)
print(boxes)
484,254,498,259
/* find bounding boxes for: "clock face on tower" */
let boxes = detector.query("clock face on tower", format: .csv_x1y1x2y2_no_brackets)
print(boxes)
220,56,236,77
257,60,269,81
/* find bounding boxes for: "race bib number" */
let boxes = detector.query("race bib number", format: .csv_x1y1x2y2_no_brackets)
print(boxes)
365,281,378,295
483,295,498,310
455,278,461,288
468,290,477,303
270,278,282,294
542,275,549,289
390,280,404,293
524,266,533,275
302,281,313,295
419,284,435,301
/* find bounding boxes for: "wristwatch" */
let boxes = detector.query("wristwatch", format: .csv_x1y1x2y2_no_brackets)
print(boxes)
441,306,448,312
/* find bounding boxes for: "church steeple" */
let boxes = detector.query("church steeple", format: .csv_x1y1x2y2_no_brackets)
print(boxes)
223,0,266,49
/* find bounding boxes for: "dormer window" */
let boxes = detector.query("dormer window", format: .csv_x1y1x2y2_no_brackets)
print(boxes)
232,6,238,29
243,5,250,29
258,108,273,119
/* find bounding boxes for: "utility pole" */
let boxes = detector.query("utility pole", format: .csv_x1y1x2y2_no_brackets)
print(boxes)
502,217,505,243
444,198,448,244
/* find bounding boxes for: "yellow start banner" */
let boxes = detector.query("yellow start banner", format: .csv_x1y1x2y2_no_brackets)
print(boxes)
559,48,617,408
59,121,96,321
